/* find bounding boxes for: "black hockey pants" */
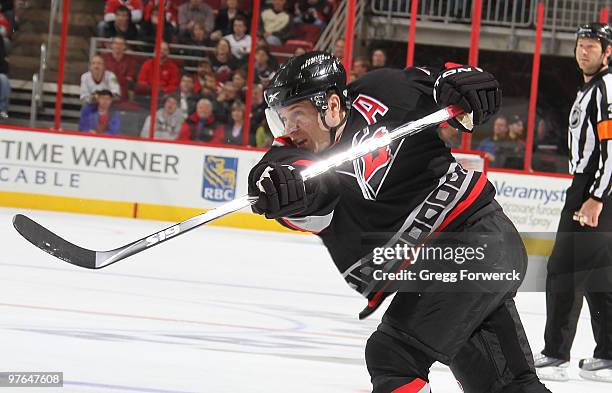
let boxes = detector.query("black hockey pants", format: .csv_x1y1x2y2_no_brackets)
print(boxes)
365,204,552,393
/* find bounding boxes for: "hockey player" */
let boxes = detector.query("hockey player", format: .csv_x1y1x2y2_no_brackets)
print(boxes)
535,23,612,383
248,51,552,393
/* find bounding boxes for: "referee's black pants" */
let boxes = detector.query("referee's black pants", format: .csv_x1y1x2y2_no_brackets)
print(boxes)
543,174,612,361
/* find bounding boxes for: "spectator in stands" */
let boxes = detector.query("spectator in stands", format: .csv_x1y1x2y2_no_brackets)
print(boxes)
224,15,251,60
102,36,137,103
193,58,213,93
178,74,200,115
254,47,275,83
201,73,220,101
260,0,292,46
0,35,9,119
477,115,508,166
214,80,237,123
212,0,247,41
333,38,344,60
104,0,144,23
250,83,267,137
178,22,213,67
0,8,11,49
437,122,460,148
178,0,215,38
136,41,180,95
141,94,184,139
78,89,120,135
80,54,121,104
139,7,175,47
101,5,139,41
210,38,238,82
216,101,246,145
371,48,387,69
500,115,526,169
508,115,525,142
232,68,247,100
178,98,221,142
255,123,273,147
293,0,326,27
352,57,369,79
294,46,307,56
0,0,15,33
143,0,178,30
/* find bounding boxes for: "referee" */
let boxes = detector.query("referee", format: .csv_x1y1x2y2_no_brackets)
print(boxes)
535,23,612,383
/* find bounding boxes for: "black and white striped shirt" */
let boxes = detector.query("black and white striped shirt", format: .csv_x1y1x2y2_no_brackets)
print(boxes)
568,68,612,200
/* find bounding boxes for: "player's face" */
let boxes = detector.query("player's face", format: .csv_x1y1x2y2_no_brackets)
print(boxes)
576,37,608,74
277,101,330,152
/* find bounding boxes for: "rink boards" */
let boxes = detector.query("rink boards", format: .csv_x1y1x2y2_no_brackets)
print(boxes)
0,127,572,256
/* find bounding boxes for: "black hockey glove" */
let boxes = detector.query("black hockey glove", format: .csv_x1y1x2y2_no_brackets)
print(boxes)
434,64,501,132
248,163,307,219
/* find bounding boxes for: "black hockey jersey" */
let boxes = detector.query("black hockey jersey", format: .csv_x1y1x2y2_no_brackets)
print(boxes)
254,67,496,314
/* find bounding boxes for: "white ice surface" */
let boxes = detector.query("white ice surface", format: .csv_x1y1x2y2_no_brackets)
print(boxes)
0,207,609,392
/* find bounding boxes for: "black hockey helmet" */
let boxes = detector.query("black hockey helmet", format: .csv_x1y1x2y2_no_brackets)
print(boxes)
264,51,351,138
576,23,612,50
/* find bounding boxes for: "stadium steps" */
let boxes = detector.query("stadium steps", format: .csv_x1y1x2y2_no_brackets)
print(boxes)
5,79,81,130
8,0,101,82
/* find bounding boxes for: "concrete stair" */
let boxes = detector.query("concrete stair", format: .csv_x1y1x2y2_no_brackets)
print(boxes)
6,0,103,125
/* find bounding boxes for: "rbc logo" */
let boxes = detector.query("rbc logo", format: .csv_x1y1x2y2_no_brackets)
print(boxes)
202,155,238,202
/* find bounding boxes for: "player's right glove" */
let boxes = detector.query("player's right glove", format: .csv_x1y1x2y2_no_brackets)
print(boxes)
434,63,501,132
248,163,308,219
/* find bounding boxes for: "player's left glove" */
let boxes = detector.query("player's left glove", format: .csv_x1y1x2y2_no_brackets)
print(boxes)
434,63,501,132
248,163,307,219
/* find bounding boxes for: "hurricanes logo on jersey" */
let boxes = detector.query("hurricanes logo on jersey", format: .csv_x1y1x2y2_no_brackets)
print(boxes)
352,126,400,200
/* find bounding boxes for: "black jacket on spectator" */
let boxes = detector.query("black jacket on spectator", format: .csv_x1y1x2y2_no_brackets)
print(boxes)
0,0,13,12
214,8,248,37
210,55,239,82
0,36,7,74
250,102,266,132
139,20,175,47
179,92,201,116
219,121,244,145
103,21,139,41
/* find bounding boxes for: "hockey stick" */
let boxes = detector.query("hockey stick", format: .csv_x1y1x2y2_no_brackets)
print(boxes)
13,105,468,269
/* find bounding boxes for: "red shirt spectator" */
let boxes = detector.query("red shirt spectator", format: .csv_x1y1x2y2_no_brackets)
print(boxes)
104,0,144,23
178,98,222,142
137,42,180,94
0,11,11,38
102,36,137,102
144,0,179,28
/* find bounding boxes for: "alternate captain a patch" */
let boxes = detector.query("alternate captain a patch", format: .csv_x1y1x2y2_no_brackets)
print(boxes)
351,126,401,200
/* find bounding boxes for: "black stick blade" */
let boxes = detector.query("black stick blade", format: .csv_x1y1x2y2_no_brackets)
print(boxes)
13,214,97,269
